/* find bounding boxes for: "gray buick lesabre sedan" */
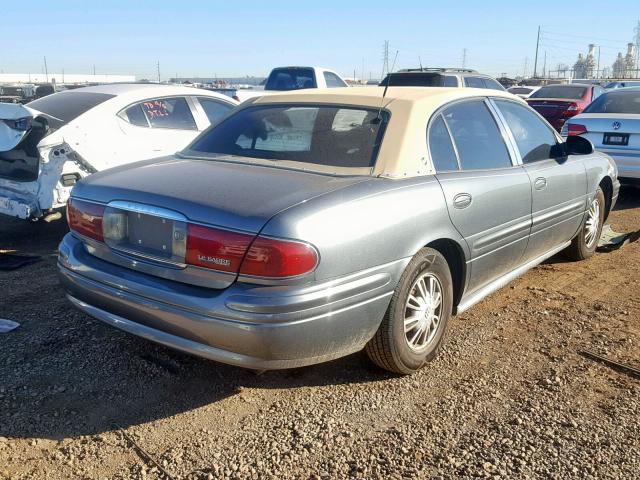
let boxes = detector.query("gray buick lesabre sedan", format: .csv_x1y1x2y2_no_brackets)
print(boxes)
58,87,619,374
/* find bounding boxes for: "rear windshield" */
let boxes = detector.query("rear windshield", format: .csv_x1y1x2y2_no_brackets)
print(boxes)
188,105,389,169
380,73,455,87
529,86,586,100
584,90,640,114
508,87,533,94
265,68,317,91
27,91,115,123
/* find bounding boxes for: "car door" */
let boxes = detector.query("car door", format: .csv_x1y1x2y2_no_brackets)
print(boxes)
492,98,587,261
114,96,200,167
430,99,532,293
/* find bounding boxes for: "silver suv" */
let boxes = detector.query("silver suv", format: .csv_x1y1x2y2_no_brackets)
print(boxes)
380,68,505,90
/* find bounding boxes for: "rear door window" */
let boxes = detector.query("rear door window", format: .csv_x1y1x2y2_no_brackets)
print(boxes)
483,78,505,91
119,104,149,127
428,115,459,171
443,76,459,87
442,100,513,170
464,76,486,88
495,99,557,163
197,97,234,124
140,97,197,130
323,71,347,88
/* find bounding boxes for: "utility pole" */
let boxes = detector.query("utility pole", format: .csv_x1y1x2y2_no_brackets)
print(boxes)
533,25,541,78
523,57,529,78
156,61,161,83
93,64,96,75
462,48,467,69
43,56,49,83
597,45,601,79
542,51,547,78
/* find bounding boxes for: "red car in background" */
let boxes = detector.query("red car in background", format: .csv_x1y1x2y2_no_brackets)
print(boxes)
526,84,604,131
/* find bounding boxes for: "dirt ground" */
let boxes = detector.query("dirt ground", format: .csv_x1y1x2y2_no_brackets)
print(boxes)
0,187,638,480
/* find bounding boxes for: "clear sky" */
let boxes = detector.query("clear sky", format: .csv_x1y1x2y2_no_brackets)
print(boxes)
2,0,638,80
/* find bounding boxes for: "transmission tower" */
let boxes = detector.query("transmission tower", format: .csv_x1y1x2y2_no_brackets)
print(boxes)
634,20,640,77
381,41,390,78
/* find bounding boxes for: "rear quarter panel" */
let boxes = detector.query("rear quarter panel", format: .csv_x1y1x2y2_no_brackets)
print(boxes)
580,151,617,204
261,176,469,283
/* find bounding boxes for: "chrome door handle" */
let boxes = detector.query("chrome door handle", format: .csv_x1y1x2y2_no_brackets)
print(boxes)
453,193,472,209
534,177,547,190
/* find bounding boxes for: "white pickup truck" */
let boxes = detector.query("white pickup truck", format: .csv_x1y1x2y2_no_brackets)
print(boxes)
214,66,348,102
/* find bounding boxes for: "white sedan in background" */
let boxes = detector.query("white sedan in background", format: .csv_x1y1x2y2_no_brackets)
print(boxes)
507,85,540,99
0,84,237,220
562,87,640,182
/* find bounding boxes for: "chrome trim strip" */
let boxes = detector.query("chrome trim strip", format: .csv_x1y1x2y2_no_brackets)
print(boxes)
456,241,571,314
107,200,188,222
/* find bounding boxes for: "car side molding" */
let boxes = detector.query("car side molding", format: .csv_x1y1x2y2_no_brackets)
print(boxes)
455,240,571,315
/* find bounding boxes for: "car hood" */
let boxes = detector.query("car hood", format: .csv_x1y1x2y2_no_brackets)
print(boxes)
0,103,40,152
72,155,370,232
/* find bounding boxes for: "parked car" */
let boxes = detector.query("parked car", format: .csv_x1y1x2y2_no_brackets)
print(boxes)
507,85,540,99
526,83,604,131
0,83,237,220
604,81,640,90
58,87,618,374
213,66,348,102
379,68,505,90
562,87,640,182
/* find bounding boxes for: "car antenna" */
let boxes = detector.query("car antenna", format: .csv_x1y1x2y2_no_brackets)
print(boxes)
374,50,399,123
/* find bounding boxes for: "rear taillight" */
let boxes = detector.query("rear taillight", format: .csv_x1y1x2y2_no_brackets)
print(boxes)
239,237,318,278
184,224,318,278
2,117,32,131
563,103,580,116
567,124,588,136
67,198,105,242
68,204,318,279
185,224,253,273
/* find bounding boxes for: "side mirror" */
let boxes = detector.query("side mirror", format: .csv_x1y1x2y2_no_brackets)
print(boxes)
565,135,594,155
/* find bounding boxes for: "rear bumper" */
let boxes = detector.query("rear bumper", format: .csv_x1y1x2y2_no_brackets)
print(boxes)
58,233,403,369
602,150,640,180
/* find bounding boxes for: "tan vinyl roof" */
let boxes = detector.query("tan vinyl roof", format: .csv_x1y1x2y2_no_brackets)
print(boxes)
250,87,524,177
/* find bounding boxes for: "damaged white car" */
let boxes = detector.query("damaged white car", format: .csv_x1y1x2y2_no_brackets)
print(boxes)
0,84,237,221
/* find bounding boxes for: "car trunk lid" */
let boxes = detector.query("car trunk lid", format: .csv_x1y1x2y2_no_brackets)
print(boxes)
74,155,368,232
569,113,640,154
71,156,369,287
526,98,578,120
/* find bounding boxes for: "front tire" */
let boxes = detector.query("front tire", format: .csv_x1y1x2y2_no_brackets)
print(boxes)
365,247,453,374
565,187,605,261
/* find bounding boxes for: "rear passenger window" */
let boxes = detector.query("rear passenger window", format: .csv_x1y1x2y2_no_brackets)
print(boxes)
141,97,197,130
483,78,505,91
428,115,459,171
119,104,148,127
442,101,512,170
495,99,557,164
323,72,347,88
198,98,234,125
464,77,485,88
443,76,458,87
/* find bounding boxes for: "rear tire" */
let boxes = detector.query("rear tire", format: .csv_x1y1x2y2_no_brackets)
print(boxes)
565,187,605,261
365,247,453,375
